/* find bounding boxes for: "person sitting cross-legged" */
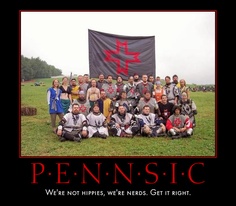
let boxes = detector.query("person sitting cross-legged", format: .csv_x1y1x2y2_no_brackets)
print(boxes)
166,105,193,139
108,104,140,137
56,101,89,142
137,105,166,137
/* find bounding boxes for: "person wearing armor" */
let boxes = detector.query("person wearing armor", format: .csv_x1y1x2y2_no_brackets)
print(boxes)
172,74,181,88
136,105,166,137
136,74,154,98
78,74,89,96
115,76,125,100
123,75,139,111
86,104,108,139
163,76,179,105
166,105,193,138
137,91,160,115
109,105,139,137
101,75,117,101
69,90,91,116
178,92,197,127
113,91,133,114
56,101,89,142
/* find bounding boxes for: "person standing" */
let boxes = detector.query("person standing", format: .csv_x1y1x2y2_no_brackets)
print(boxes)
172,74,181,88
47,79,64,133
70,78,80,102
86,79,100,108
123,75,139,112
115,75,125,100
133,73,142,86
153,81,165,103
96,73,107,90
59,76,72,114
136,74,154,98
101,75,117,101
162,76,179,105
179,79,190,100
78,74,89,95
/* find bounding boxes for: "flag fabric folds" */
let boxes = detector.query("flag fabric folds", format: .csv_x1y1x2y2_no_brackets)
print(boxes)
88,29,156,80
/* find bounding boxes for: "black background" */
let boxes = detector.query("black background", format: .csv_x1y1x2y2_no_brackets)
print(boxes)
14,0,227,202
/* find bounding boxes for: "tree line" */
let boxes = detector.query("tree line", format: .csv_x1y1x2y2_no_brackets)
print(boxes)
21,55,62,81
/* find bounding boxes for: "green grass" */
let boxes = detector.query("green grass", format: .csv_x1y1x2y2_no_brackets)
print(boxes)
20,78,216,157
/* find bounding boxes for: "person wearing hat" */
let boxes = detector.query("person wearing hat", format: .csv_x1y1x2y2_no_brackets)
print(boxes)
56,101,89,142
166,105,193,138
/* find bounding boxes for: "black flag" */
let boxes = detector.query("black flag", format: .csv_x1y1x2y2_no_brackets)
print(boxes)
88,29,156,80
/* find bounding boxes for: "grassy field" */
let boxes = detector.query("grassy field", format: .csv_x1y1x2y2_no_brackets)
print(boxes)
20,78,216,157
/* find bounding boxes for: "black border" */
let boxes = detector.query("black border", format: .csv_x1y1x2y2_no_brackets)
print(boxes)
16,1,226,202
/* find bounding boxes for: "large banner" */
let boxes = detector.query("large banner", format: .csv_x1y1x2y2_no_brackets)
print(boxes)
88,29,156,80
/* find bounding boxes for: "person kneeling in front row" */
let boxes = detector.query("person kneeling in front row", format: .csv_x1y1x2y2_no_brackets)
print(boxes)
56,101,89,142
86,104,109,139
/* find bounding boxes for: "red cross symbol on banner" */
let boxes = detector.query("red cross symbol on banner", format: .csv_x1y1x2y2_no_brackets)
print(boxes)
104,40,141,75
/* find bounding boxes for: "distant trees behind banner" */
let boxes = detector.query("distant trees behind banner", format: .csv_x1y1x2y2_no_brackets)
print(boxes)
21,55,62,81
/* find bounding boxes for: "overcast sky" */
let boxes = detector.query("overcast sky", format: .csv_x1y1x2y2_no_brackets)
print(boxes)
21,11,215,85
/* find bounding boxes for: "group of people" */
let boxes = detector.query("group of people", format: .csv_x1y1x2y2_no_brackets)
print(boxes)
47,73,197,142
